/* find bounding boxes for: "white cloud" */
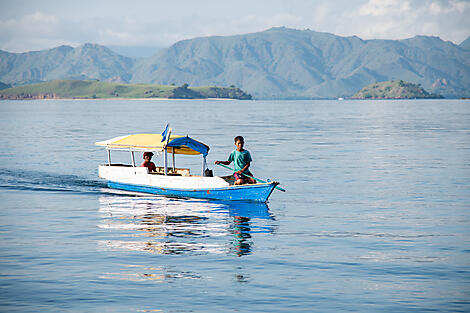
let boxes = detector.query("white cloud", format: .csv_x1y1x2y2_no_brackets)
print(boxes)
359,0,411,17
0,12,79,51
335,0,470,42
449,0,470,12
429,2,444,14
0,11,58,36
195,13,304,38
429,0,470,14
0,1,469,52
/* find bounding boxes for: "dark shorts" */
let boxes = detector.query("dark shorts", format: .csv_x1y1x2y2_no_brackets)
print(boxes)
234,171,252,181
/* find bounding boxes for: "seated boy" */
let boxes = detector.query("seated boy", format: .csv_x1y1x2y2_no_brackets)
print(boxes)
215,136,256,185
141,152,157,172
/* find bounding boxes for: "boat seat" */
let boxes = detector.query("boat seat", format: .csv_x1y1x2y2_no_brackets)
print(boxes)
152,166,191,176
222,175,235,185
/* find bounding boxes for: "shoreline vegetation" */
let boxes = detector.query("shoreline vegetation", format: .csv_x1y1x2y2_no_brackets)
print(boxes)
0,80,252,100
351,80,443,99
0,79,454,101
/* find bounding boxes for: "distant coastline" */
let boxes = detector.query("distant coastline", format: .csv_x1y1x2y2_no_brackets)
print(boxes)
0,80,252,100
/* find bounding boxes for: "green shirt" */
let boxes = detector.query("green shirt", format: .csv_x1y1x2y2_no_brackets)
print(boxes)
228,149,252,173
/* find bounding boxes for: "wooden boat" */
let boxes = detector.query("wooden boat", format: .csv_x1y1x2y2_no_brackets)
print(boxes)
96,132,279,202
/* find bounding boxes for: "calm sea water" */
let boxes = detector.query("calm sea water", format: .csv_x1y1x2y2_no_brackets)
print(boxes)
0,99,469,312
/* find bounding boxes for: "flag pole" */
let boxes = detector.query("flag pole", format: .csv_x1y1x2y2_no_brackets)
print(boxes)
161,124,171,175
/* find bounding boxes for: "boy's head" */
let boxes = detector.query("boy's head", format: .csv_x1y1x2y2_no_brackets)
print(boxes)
234,136,244,144
234,136,244,151
143,151,154,160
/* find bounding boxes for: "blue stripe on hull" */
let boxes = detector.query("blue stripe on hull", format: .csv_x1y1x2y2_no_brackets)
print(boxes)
107,181,277,202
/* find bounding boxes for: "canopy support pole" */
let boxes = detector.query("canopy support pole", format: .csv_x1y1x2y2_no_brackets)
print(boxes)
163,128,172,176
172,148,176,172
131,151,136,167
202,155,206,176
164,148,168,175
107,149,111,166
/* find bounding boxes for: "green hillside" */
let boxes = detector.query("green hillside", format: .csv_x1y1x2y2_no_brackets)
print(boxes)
0,44,133,86
0,80,252,100
351,80,443,99
0,82,11,90
131,28,470,98
1,28,470,98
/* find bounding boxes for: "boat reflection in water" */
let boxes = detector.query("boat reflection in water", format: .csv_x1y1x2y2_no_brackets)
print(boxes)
97,190,276,257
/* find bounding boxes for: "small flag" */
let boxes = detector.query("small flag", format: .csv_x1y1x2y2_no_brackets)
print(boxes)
161,124,169,142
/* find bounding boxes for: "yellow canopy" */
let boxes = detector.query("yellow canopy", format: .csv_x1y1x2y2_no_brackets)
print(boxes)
95,134,209,155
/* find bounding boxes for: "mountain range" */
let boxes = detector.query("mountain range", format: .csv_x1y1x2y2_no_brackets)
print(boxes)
1,27,469,99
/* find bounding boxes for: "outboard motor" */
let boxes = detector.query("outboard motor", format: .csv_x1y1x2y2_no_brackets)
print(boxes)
204,168,213,177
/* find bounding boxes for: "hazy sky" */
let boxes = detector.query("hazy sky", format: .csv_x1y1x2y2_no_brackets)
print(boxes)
1,0,469,52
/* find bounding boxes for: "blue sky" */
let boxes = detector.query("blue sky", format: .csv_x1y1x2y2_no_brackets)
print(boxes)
0,0,469,52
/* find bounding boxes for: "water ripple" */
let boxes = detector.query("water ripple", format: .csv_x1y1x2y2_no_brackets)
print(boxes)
97,195,276,257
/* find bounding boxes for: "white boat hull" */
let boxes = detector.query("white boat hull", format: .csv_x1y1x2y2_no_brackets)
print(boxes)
99,165,277,202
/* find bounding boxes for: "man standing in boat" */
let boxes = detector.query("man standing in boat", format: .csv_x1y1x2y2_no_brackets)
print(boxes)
215,136,256,185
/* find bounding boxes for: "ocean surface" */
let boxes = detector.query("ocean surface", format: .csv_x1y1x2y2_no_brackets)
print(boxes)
0,99,469,312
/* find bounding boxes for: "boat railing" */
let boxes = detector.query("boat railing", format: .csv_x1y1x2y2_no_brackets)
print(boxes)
101,163,133,167
100,163,191,176
150,166,191,176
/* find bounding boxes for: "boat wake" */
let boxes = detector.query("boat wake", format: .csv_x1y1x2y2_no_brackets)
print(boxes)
0,168,278,257
0,168,107,195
